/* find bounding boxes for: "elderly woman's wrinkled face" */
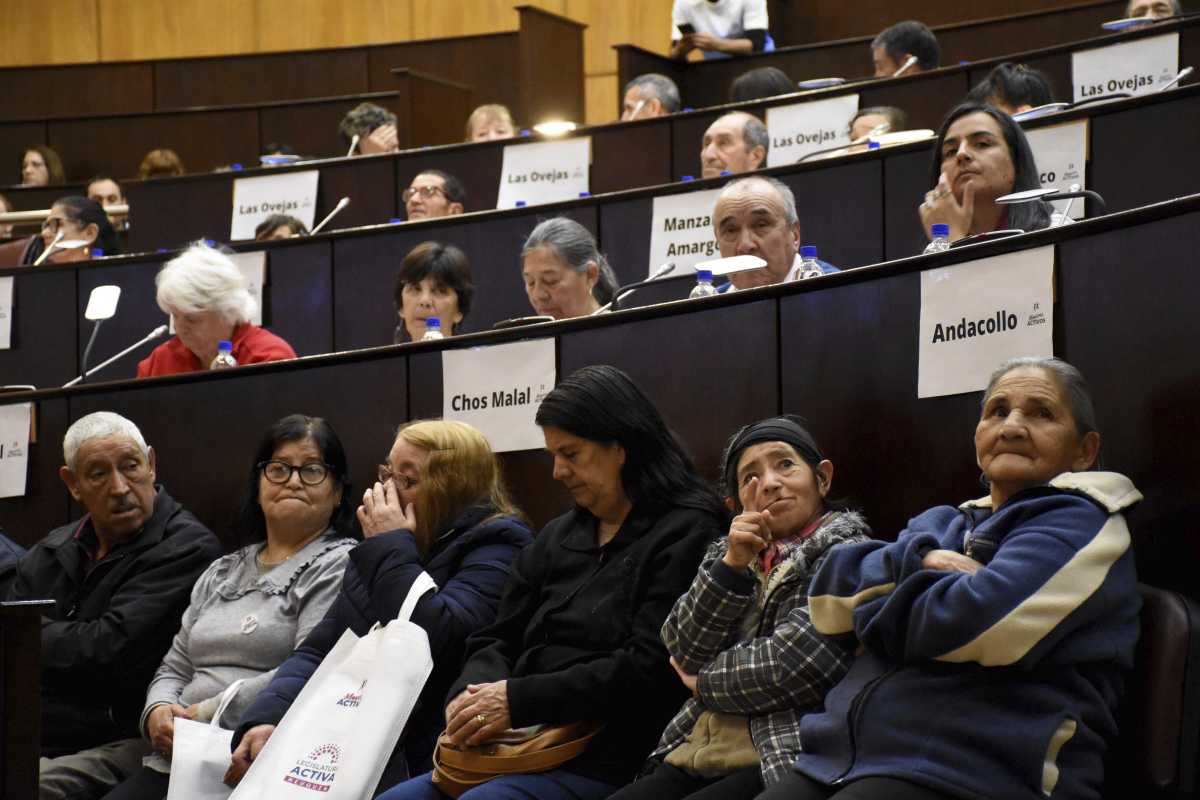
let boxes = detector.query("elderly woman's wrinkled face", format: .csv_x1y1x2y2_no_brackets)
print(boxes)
522,246,598,319
166,305,235,363
734,442,831,539
22,150,49,186
543,426,627,519
258,437,341,538
939,112,1016,206
976,367,1099,502
41,203,96,251
400,277,462,340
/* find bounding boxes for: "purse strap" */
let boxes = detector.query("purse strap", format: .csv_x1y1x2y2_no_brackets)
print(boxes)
209,678,247,729
398,570,438,622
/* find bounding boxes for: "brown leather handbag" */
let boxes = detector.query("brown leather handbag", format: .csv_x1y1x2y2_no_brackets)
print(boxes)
431,721,603,797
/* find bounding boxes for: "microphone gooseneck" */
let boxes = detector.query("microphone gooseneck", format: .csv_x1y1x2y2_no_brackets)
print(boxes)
32,231,64,266
346,134,360,158
604,262,678,314
310,197,351,235
893,56,918,77
63,324,169,388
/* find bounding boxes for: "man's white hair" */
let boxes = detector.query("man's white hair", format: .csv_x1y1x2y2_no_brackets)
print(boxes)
63,412,149,472
155,242,256,326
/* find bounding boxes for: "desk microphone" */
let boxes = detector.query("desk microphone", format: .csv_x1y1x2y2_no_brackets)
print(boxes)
893,56,918,77
310,197,350,234
346,135,360,158
1160,66,1194,91
598,262,677,314
63,325,168,387
31,232,63,266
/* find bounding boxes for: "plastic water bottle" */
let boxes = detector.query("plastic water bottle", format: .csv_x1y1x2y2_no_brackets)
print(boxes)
924,223,951,254
210,340,237,369
688,269,718,299
798,245,824,279
421,317,445,341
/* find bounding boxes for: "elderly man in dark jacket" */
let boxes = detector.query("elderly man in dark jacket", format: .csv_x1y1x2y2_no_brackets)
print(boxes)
5,411,221,800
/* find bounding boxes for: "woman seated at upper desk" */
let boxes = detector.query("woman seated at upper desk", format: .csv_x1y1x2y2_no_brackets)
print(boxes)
137,242,296,378
918,103,1058,245
520,217,619,320
393,242,474,343
13,196,120,266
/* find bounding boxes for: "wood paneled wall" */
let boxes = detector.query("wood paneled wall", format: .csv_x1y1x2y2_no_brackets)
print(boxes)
0,0,671,125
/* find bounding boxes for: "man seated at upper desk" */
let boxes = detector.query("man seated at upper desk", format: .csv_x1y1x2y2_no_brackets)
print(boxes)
5,412,221,800
1127,0,1180,19
712,175,838,292
86,175,128,233
670,0,774,59
404,170,467,221
701,111,768,179
871,20,940,78
621,73,682,121
340,101,400,155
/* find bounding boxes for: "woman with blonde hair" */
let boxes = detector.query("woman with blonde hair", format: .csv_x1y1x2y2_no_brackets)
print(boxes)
465,104,516,142
228,419,533,796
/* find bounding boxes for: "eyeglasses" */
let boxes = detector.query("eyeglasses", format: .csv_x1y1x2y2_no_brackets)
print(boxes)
377,464,419,490
402,185,447,203
258,460,333,486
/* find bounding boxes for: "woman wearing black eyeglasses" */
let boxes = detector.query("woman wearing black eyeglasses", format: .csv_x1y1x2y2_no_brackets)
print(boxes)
100,414,356,800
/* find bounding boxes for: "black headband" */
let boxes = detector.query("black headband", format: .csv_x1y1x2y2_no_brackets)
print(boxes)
722,417,824,496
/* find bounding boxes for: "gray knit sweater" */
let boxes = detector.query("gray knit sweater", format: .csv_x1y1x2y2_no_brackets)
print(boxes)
139,530,353,771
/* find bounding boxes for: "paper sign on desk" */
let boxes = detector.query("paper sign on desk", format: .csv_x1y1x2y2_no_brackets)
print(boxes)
647,188,723,277
0,277,12,350
230,251,266,325
918,246,1054,399
0,402,32,498
766,94,860,166
1072,33,1178,101
497,138,591,209
443,339,556,453
1026,120,1089,220
230,170,319,240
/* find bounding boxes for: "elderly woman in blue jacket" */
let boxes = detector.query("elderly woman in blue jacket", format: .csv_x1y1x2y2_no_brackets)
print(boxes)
758,357,1141,800
226,420,533,795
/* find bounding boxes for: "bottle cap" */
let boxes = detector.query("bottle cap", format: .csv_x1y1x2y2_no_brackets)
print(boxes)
515,200,527,208
231,163,243,171
426,317,441,328
800,245,818,258
578,191,591,198
92,248,104,257
867,141,881,150
218,340,233,352
520,129,532,137
696,269,713,281
389,217,403,224
932,223,950,236
681,175,695,182
719,170,731,176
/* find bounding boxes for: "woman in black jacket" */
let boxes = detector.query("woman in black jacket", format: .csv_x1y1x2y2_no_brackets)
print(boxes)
226,420,533,794
379,365,728,800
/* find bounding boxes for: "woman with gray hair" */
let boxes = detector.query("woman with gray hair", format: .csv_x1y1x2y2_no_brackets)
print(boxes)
521,217,619,319
136,242,296,378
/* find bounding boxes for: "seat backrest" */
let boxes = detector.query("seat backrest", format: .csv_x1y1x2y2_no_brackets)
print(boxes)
1109,583,1200,797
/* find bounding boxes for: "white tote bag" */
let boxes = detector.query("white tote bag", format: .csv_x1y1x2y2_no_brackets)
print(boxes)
166,678,246,800
230,572,437,800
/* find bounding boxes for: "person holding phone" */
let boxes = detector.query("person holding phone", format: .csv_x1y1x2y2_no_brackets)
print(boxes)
670,0,774,60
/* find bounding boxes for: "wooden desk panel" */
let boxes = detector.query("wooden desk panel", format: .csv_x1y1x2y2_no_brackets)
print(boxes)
153,50,369,110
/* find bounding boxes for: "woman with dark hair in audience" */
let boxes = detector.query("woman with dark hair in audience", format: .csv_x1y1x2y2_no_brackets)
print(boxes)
919,102,1053,244
521,217,619,319
137,242,296,377
19,196,120,265
100,414,358,800
21,144,65,186
254,214,308,241
377,365,727,800
759,356,1140,800
729,67,795,103
228,419,533,794
138,148,186,180
0,192,14,239
393,242,475,342
610,415,872,800
966,63,1054,116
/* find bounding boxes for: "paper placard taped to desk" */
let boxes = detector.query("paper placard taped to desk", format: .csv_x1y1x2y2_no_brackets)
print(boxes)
1072,32,1178,102
0,277,12,350
230,170,319,241
0,402,32,498
443,338,556,452
1026,119,1088,220
647,188,723,278
766,94,860,166
497,137,591,209
918,245,1054,399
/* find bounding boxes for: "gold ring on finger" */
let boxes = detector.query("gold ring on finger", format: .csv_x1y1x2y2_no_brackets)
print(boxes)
475,714,487,724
